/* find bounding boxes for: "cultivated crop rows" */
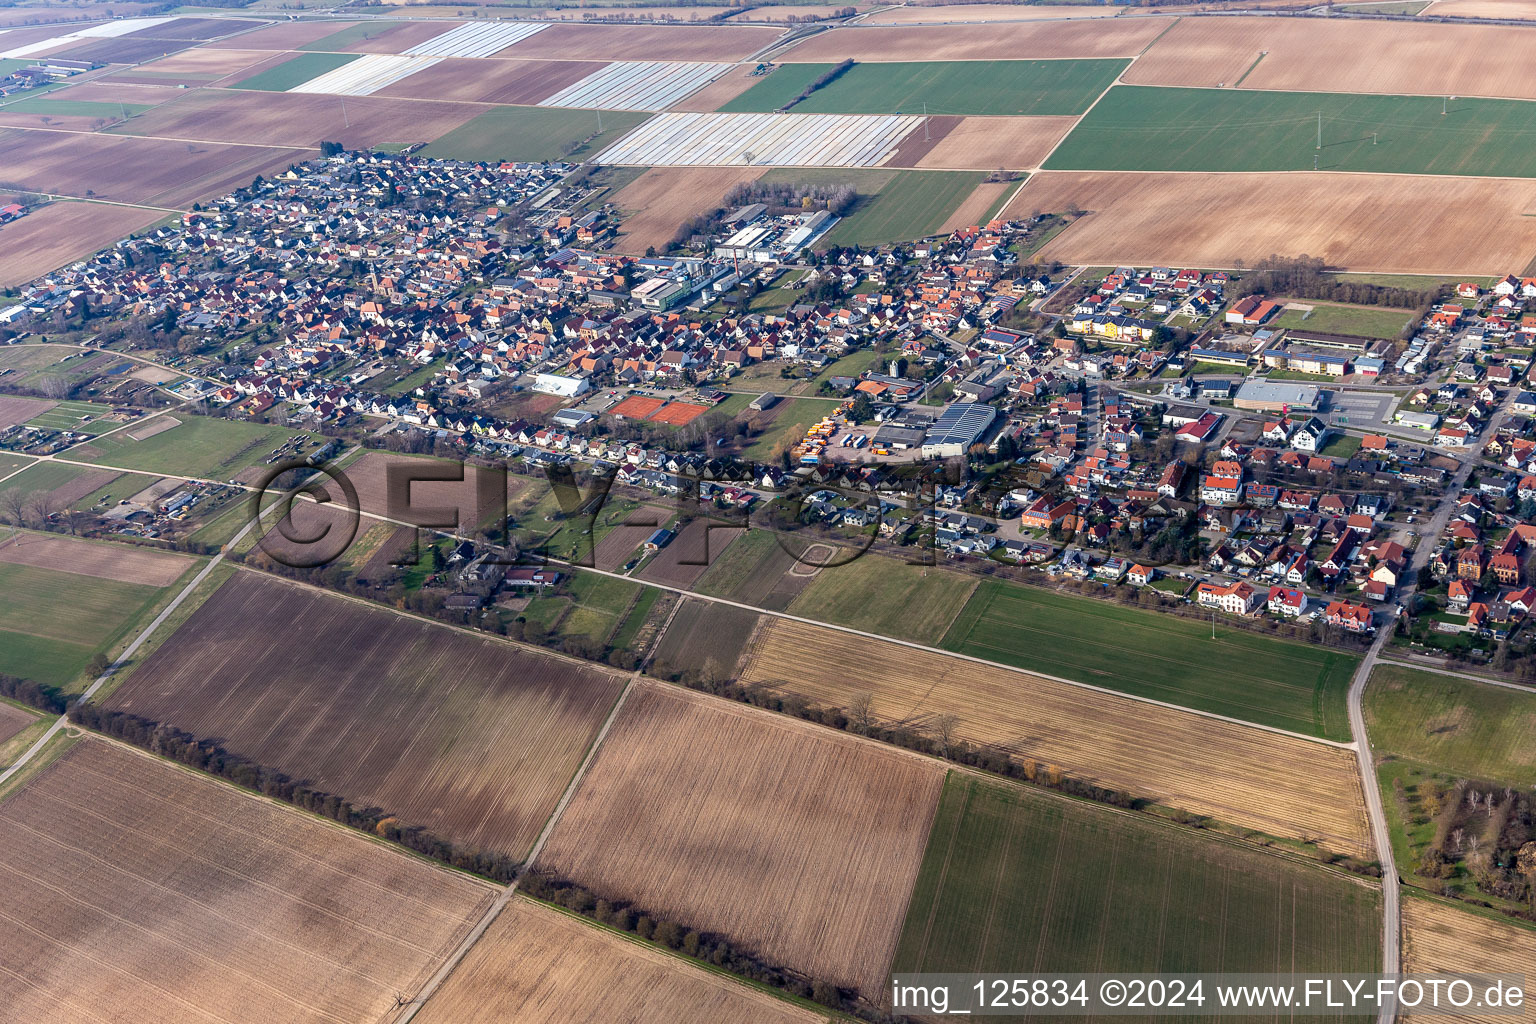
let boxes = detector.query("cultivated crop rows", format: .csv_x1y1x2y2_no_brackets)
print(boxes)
597,111,923,166
290,53,442,96
1402,898,1536,1024
0,16,167,58
539,61,731,112
0,741,494,1024
740,618,1374,857
402,20,547,59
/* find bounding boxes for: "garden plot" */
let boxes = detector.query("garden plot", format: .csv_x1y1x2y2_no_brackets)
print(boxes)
539,61,730,112
402,20,547,58
290,53,441,96
597,111,922,167
0,16,168,58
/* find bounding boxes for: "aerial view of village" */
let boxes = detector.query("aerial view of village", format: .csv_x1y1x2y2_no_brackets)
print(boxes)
3,0,1536,1019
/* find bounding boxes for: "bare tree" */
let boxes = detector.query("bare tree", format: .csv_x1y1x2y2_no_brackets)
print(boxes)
0,488,27,526
1452,827,1465,853
29,491,60,526
36,374,69,400
933,713,959,760
847,691,873,734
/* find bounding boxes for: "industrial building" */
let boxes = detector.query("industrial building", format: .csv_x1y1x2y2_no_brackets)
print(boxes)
921,403,998,458
1233,380,1324,412
713,211,839,263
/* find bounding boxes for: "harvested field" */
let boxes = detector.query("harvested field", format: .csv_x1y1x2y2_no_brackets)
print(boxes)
0,128,305,209
610,166,763,253
779,18,1170,61
0,395,53,429
125,413,179,440
0,532,191,587
1128,16,1536,99
0,202,162,288
1006,170,1536,275
0,739,495,1024
107,572,625,859
638,516,743,588
739,618,1373,856
202,20,361,50
1423,0,1536,15
937,179,1013,232
131,45,275,76
375,56,598,104
49,81,199,106
109,88,480,149
865,2,1123,21
1402,897,1536,1024
913,114,1078,169
0,700,33,745
535,682,945,995
499,22,780,61
648,596,764,680
669,62,762,111
414,896,823,1024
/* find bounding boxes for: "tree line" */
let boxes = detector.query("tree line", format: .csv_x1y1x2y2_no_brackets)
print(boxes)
67,704,522,883
780,59,855,111
0,673,68,715
1234,256,1448,311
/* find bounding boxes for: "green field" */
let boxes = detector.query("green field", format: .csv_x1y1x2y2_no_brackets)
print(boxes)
230,52,360,91
1047,86,1536,177
893,774,1381,995
740,397,829,460
74,414,308,479
422,106,650,164
2,98,152,119
942,580,1359,739
818,170,984,247
1365,664,1536,787
25,399,121,435
523,567,646,646
720,59,1126,116
788,552,978,646
0,560,176,689
298,21,406,50
1273,302,1415,339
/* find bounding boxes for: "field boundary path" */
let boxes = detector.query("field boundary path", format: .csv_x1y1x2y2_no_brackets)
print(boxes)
394,597,684,1024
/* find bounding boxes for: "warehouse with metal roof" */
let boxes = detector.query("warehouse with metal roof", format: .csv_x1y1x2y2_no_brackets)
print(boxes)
921,402,998,458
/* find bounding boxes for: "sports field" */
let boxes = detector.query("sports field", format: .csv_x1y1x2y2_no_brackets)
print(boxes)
422,106,649,163
789,552,977,646
721,59,1126,116
1046,86,1536,177
1364,663,1536,786
942,581,1358,739
893,773,1381,991
73,414,307,479
816,170,985,247
230,51,360,91
1272,301,1417,338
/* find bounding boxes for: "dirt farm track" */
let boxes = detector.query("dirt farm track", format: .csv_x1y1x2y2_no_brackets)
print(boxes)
1005,171,1536,276
0,740,495,1024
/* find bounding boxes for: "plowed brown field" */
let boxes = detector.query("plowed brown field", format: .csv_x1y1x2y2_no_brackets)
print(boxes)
374,57,600,104
669,62,761,111
0,201,162,286
108,89,481,149
866,3,1123,21
0,740,495,1024
937,179,1013,232
609,165,763,252
415,897,824,1024
0,128,305,209
0,532,191,587
202,20,360,49
739,618,1372,856
0,702,31,746
499,23,781,61
536,682,944,995
780,17,1170,61
107,572,626,859
913,115,1077,169
1127,16,1536,98
1402,898,1536,1024
0,395,52,430
1423,0,1536,16
1005,170,1536,275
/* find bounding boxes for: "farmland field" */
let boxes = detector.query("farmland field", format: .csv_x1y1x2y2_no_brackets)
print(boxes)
539,60,731,112
0,739,495,1024
423,105,649,163
693,526,816,610
637,515,742,588
912,114,1077,169
779,18,1170,62
228,51,359,91
1047,86,1536,177
789,551,977,646
106,571,626,859
723,59,1126,116
1005,170,1536,276
374,56,598,105
609,166,761,253
894,773,1381,997
0,532,192,587
942,580,1357,739
496,22,779,61
648,596,764,679
820,171,984,246
0,201,162,288
1402,897,1536,1024
415,896,823,1024
739,618,1372,856
1364,663,1536,786
1126,16,1536,100
535,682,944,996
73,414,307,479
596,111,923,168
